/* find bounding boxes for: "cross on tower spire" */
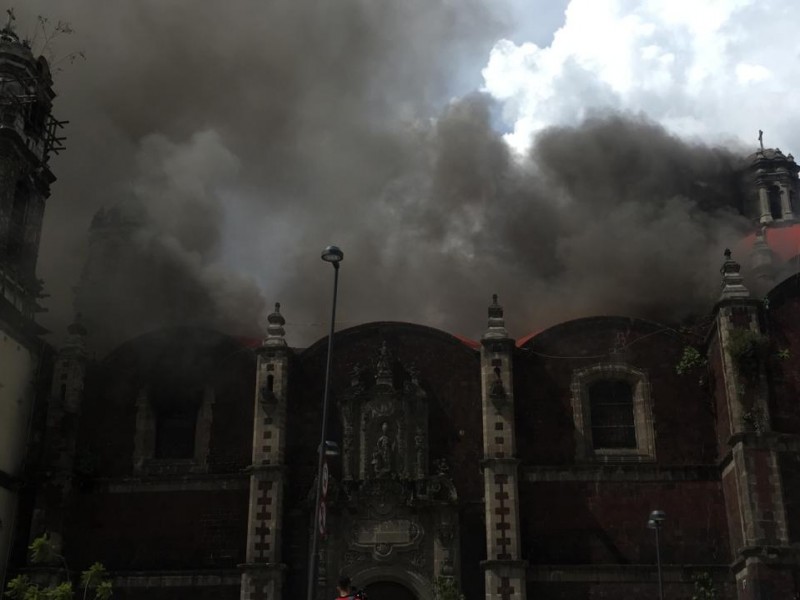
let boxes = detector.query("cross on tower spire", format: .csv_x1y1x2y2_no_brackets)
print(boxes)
758,129,764,150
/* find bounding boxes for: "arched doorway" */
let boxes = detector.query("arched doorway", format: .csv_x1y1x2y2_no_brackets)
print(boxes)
364,581,417,600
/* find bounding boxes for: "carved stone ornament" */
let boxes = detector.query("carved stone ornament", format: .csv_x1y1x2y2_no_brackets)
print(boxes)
327,340,460,582
339,340,429,483
350,518,424,562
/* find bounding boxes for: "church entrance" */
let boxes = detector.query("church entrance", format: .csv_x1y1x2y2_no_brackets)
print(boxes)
364,581,417,600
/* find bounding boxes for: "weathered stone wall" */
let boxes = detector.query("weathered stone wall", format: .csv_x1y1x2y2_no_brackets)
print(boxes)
765,274,800,433
65,488,248,570
110,583,240,600
514,316,718,466
43,328,255,583
513,317,730,598
74,328,255,477
520,480,728,565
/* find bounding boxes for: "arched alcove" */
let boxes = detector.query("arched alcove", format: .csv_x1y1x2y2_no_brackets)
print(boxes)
348,564,433,600
365,581,417,600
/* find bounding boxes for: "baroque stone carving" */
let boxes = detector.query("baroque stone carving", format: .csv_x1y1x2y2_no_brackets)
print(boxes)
372,421,396,476
329,340,459,583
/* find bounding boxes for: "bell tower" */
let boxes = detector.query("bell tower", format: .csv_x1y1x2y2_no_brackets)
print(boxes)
748,136,797,225
0,13,65,310
0,13,65,586
743,132,800,291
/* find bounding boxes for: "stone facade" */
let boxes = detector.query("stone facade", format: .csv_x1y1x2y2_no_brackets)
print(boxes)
8,251,800,599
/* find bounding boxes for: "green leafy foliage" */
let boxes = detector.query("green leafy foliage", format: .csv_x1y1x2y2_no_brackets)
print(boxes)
28,535,59,566
44,583,73,600
728,329,768,380
79,563,110,600
691,572,718,600
676,346,707,375
4,536,112,600
91,583,111,600
4,575,34,600
776,348,791,360
433,577,464,600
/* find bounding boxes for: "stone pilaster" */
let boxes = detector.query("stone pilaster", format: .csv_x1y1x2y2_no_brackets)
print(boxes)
757,185,771,224
241,304,289,600
29,317,88,551
480,295,526,600
779,182,794,220
712,252,793,599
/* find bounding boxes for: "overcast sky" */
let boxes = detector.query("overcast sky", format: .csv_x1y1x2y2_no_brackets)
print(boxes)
11,0,800,349
483,0,800,153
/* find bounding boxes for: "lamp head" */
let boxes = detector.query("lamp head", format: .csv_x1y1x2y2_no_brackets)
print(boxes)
321,245,343,265
648,510,666,526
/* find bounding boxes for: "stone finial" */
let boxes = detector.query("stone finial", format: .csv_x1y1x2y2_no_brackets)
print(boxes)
720,249,750,300
265,302,287,347
0,9,19,44
482,293,509,341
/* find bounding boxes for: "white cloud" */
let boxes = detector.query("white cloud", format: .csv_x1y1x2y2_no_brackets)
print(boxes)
483,0,800,153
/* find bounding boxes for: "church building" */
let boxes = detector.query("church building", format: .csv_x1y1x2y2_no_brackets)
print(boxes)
3,19,800,600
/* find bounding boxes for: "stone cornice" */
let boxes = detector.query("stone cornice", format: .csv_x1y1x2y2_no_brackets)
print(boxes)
719,432,800,471
527,564,729,583
95,473,249,494
480,458,521,469
481,559,528,571
238,562,287,573
112,570,241,588
731,545,800,571
521,463,719,483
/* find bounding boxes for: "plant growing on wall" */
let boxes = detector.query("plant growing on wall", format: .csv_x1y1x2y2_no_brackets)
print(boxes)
691,571,718,600
727,329,768,381
433,577,464,600
675,346,707,375
4,534,112,600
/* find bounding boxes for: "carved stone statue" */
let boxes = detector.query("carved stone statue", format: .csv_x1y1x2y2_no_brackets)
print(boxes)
371,421,395,476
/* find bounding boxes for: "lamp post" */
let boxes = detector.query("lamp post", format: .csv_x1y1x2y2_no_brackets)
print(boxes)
306,245,343,600
648,509,666,600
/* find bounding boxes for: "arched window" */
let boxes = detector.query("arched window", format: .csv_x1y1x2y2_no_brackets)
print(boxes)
570,364,656,461
132,386,213,473
588,380,636,449
768,186,782,220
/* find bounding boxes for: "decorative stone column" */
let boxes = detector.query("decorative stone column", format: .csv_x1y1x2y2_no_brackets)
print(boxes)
479,296,526,600
779,182,794,220
241,304,290,600
757,184,771,224
712,251,794,599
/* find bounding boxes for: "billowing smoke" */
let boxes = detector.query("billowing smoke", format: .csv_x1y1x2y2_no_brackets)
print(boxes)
14,2,754,351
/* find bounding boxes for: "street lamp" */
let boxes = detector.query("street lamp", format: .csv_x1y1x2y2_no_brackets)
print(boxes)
648,509,666,600
306,245,343,600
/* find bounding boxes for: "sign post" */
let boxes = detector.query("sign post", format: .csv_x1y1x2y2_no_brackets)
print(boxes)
319,458,329,537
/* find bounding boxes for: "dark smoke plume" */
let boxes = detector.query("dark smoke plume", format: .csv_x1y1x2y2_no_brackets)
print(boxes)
15,3,750,351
